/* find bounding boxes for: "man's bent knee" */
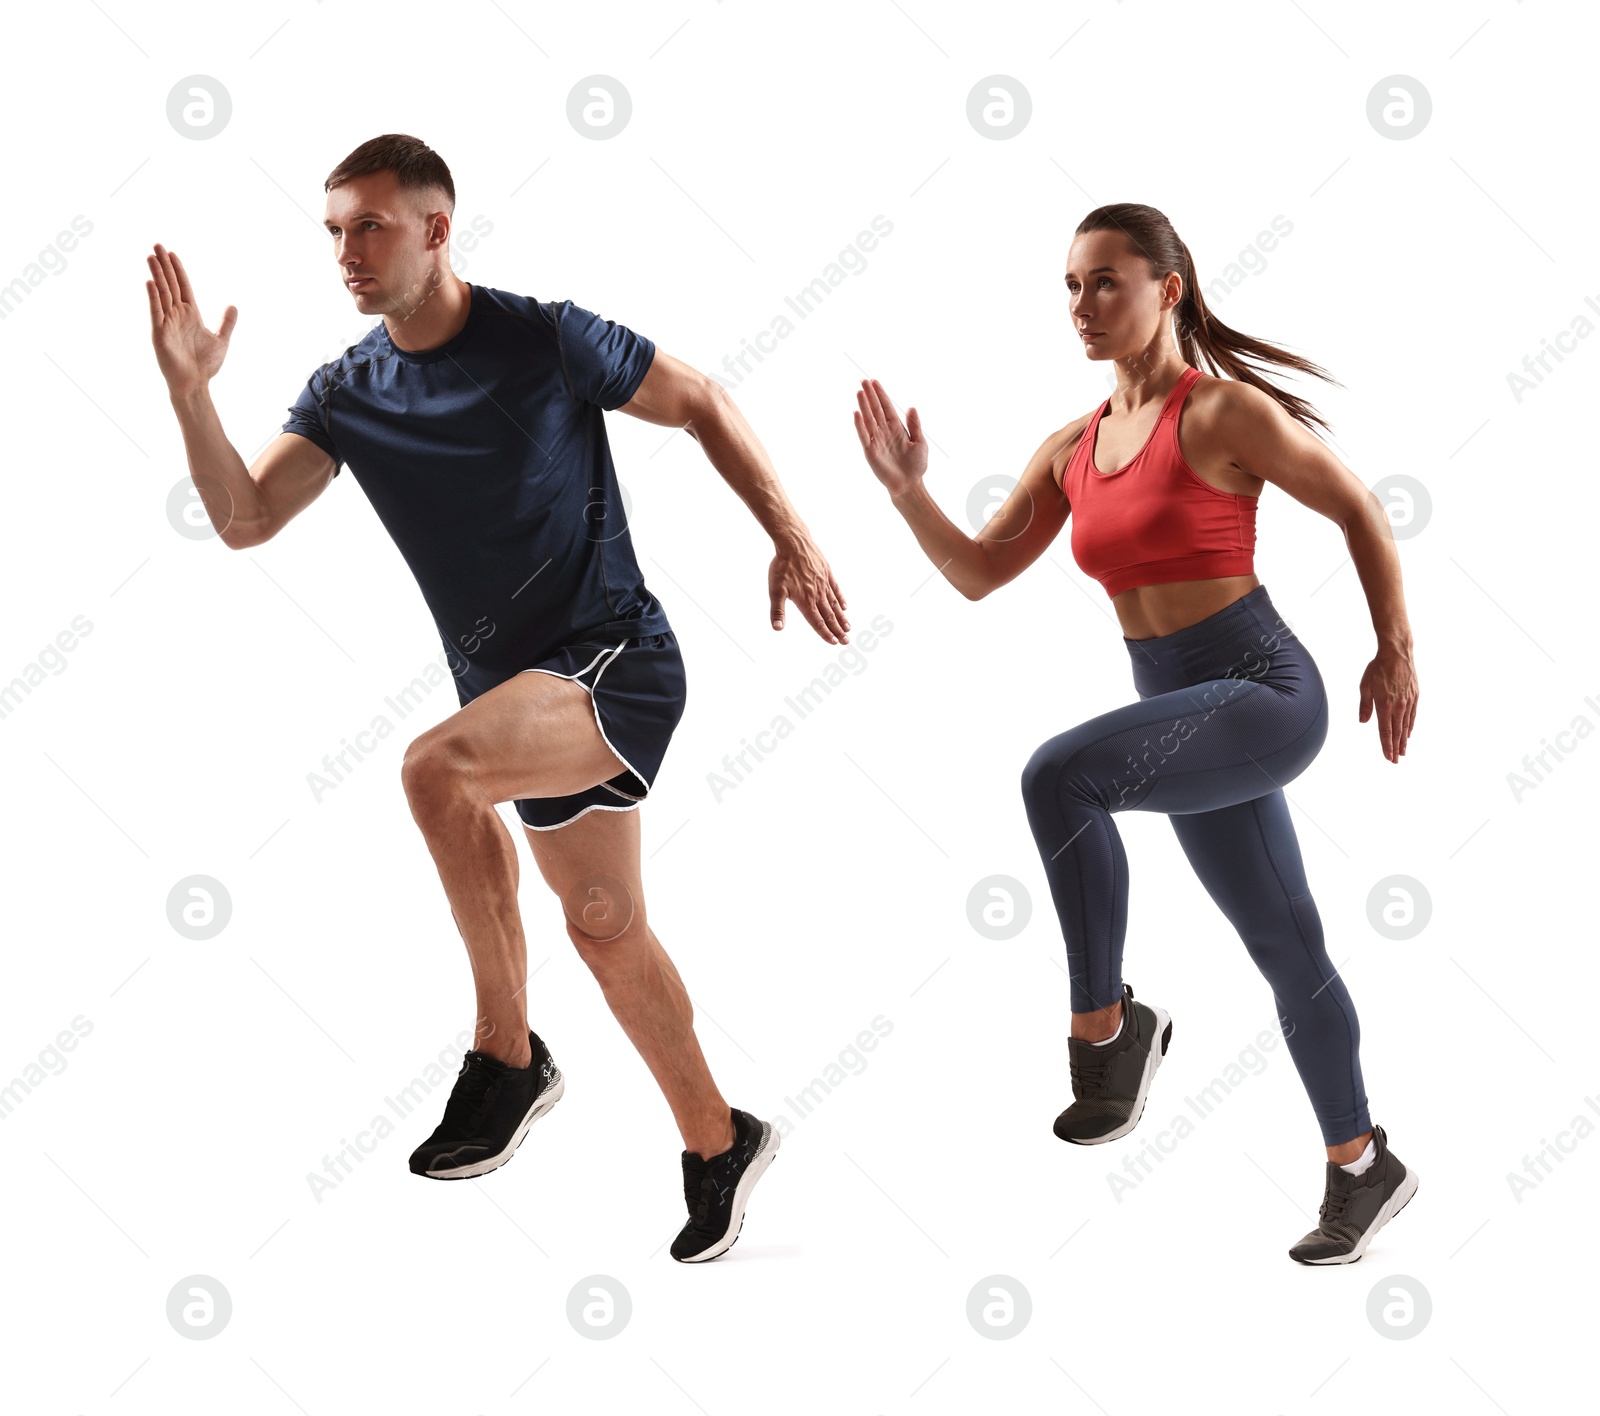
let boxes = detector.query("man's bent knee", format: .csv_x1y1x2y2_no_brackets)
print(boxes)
401,732,487,815
559,870,640,948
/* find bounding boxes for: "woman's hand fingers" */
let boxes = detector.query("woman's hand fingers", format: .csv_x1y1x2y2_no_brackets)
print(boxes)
856,387,878,438
865,379,903,438
861,379,892,436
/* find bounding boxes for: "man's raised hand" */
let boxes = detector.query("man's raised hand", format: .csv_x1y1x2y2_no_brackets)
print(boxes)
146,243,237,397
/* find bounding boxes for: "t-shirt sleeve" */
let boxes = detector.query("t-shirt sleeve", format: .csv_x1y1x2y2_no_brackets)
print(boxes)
281,365,343,474
555,301,656,410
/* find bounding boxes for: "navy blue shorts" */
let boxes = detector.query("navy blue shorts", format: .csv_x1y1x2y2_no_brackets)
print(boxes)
484,631,687,831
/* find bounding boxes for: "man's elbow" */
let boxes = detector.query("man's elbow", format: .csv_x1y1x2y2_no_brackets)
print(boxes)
219,512,276,551
683,374,731,442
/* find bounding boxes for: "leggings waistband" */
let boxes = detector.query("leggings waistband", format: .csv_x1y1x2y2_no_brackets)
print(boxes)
1122,585,1314,698
1122,584,1288,657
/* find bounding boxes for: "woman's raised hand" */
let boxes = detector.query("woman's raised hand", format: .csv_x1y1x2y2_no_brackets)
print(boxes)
853,378,928,497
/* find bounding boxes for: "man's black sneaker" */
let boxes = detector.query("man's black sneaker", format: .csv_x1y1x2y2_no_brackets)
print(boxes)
1289,1123,1419,1264
408,1030,564,1180
669,1108,780,1263
1053,982,1172,1145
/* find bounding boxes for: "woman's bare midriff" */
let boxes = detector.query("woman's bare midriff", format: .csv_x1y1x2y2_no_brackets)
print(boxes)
1113,574,1261,640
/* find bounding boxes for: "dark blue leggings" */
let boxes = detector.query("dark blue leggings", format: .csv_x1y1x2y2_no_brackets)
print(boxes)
1020,585,1370,1146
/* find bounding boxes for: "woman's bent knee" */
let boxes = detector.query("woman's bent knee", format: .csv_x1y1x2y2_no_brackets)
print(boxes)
1021,733,1106,815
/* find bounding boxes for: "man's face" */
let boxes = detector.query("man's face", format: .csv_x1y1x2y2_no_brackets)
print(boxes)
323,169,451,319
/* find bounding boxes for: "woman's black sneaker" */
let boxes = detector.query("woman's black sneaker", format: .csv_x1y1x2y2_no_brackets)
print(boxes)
408,1030,564,1180
1289,1124,1419,1264
1053,982,1172,1145
669,1108,780,1263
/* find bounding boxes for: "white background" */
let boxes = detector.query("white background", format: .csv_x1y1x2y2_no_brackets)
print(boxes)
2,0,1594,1410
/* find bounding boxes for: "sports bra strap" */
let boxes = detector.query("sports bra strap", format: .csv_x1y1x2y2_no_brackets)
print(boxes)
1158,366,1203,422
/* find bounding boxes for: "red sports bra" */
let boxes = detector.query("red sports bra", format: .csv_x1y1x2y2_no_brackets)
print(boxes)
1061,366,1258,598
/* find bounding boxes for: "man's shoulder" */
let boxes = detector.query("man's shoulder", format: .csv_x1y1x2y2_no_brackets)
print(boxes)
306,324,388,386
476,284,562,330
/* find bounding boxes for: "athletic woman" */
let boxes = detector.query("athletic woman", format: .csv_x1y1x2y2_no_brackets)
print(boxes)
852,203,1420,1264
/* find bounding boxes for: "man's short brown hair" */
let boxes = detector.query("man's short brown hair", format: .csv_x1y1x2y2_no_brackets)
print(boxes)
325,134,455,216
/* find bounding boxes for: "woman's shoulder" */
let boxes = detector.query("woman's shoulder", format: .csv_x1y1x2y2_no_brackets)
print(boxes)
1183,370,1282,427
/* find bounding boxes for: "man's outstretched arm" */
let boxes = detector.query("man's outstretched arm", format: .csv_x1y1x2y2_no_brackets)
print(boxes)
617,350,850,644
146,242,335,548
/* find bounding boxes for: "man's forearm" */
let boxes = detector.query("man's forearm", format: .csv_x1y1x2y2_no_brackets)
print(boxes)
1346,491,1414,655
685,391,807,543
170,385,265,545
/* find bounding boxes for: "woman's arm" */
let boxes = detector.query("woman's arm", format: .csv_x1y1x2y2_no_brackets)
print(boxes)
1214,381,1419,762
854,378,1079,600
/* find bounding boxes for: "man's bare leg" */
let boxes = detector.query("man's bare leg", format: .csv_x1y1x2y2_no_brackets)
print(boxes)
525,807,734,1159
400,669,733,1158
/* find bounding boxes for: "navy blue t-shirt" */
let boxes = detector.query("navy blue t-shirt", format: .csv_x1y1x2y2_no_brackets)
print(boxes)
281,284,671,700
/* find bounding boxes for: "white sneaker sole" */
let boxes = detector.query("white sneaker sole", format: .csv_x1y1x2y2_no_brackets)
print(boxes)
674,1121,782,1263
422,1070,566,1181
1298,1164,1421,1265
1063,1005,1172,1146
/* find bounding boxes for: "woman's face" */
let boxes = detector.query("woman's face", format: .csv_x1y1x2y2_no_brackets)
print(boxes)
1065,230,1180,363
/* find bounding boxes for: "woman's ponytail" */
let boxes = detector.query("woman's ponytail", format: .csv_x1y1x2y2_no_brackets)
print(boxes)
1078,205,1340,438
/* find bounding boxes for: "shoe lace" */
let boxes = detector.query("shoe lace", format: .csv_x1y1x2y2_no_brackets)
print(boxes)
440,1054,500,1133
684,1154,739,1232
1320,1175,1354,1227
1069,1043,1112,1098
689,1172,719,1230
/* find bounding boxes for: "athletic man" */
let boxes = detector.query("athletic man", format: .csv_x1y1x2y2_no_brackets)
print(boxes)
147,133,848,1262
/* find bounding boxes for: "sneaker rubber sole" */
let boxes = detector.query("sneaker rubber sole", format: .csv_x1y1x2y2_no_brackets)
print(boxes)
1062,1008,1173,1147
1295,1165,1421,1265
674,1123,782,1263
419,1070,566,1181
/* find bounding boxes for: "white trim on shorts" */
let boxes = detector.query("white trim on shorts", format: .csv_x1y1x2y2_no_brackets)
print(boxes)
516,639,655,831
521,799,641,832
